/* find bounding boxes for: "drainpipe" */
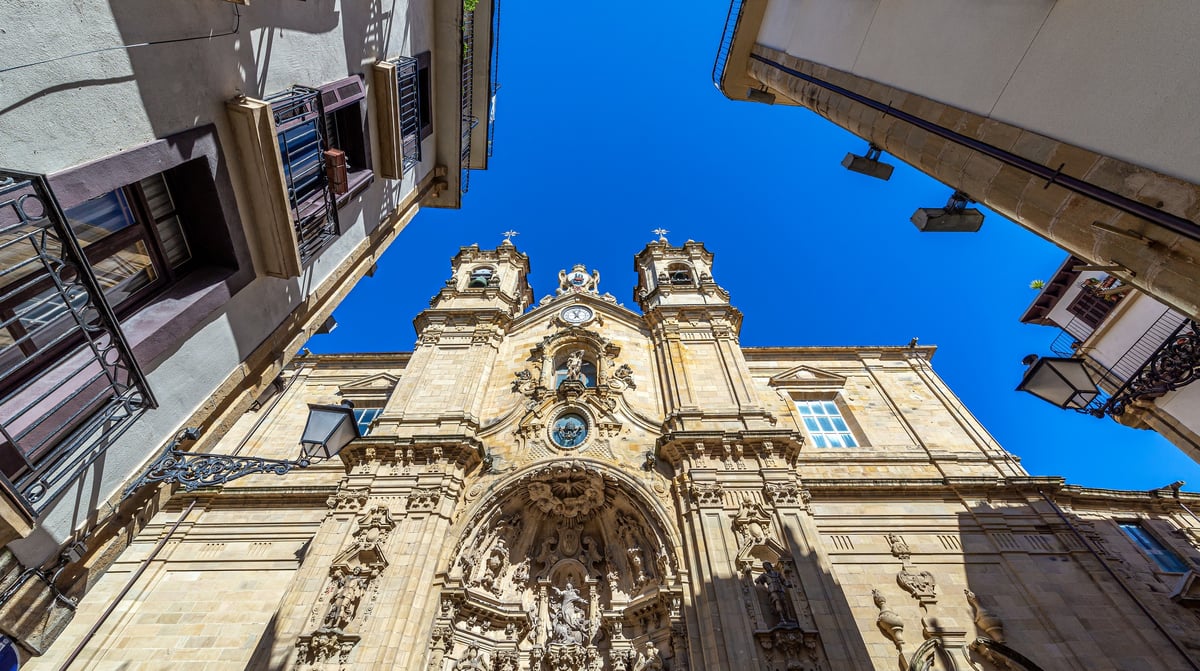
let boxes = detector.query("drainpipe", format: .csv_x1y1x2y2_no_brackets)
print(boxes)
748,53,1200,244
1038,490,1200,670
56,499,198,671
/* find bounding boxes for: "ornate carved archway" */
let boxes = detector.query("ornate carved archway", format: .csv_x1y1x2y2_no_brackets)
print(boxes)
426,460,685,671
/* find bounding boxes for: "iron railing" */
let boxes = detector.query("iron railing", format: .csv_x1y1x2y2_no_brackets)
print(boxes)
712,0,747,91
266,86,339,264
460,7,477,194
486,0,501,158
1049,317,1094,357
394,55,424,171
1079,314,1199,418
0,171,155,514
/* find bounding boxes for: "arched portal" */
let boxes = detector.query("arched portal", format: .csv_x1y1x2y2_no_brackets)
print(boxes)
425,460,686,671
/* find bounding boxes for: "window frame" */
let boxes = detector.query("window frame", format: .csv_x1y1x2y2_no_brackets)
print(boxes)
793,398,861,448
1117,521,1190,573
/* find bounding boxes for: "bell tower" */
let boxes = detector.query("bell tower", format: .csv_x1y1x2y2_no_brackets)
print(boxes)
381,240,533,439
634,235,776,434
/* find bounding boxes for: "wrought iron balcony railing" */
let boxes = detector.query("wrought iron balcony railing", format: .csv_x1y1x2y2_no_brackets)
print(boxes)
394,55,424,171
0,171,155,514
486,0,501,159
461,7,477,194
712,0,747,90
1079,314,1199,418
266,86,340,264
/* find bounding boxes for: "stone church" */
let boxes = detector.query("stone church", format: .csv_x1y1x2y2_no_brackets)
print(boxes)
24,239,1200,670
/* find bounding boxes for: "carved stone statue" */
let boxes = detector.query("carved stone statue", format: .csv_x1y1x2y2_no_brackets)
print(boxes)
322,569,365,630
631,641,663,671
456,645,489,670
755,561,796,623
549,581,589,645
965,589,1005,642
565,350,586,383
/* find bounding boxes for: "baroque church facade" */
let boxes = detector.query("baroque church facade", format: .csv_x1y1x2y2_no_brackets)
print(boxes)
24,240,1200,670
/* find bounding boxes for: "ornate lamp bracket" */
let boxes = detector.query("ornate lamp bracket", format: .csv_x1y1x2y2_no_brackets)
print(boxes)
122,428,314,498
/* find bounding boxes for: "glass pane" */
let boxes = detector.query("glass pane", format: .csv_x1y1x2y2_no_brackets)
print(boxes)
826,434,843,448
832,418,848,431
817,417,833,432
796,403,812,415
65,190,136,247
804,418,819,431
91,240,157,306
840,433,858,447
824,401,838,414
813,435,827,448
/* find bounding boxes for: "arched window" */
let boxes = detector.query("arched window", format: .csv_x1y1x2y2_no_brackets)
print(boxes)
468,267,494,288
667,263,692,286
554,350,597,387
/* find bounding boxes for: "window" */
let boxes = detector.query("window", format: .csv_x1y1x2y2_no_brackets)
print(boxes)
353,407,382,436
396,52,433,171
267,76,370,265
795,401,858,447
468,267,494,288
1067,281,1121,329
0,173,193,385
319,76,373,200
1118,522,1189,572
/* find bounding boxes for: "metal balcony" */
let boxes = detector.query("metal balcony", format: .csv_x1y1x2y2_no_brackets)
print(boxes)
0,171,155,514
712,0,747,90
461,7,477,194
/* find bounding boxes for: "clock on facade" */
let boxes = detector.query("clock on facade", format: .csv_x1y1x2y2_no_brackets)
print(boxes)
560,306,594,325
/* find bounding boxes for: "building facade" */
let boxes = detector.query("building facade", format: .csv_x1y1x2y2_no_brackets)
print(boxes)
16,240,1200,670
1021,256,1200,463
714,1,1200,323
0,0,498,654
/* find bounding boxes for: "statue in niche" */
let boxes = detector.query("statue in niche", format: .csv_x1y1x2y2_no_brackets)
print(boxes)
322,569,366,630
755,561,796,624
581,535,604,573
631,641,663,671
549,581,590,645
456,645,489,671
565,350,586,383
628,547,648,589
478,538,509,595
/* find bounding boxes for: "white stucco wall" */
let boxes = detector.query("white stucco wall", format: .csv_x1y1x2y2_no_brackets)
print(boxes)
0,0,438,564
756,0,1200,185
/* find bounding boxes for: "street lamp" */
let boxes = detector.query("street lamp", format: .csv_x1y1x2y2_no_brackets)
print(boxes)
910,191,984,232
842,143,894,181
124,401,361,498
1015,355,1103,416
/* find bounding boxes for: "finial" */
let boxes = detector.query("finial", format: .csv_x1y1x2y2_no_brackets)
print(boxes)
652,228,669,243
502,230,519,245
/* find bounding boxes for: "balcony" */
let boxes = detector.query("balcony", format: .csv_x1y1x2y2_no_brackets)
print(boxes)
461,6,479,194
0,171,155,515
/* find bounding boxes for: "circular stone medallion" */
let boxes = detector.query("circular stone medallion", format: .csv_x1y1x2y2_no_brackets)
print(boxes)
551,413,588,449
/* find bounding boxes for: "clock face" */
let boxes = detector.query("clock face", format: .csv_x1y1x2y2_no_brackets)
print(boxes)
561,306,594,325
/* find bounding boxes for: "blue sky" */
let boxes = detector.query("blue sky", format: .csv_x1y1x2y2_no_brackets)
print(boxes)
309,0,1200,492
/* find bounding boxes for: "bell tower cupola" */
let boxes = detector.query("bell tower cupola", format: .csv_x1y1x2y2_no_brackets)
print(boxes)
423,240,534,320
633,234,730,312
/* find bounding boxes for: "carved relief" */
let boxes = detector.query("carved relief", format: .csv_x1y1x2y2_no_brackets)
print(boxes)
326,487,370,513
764,481,811,508
886,534,911,562
965,589,1005,643
688,482,725,507
408,486,443,511
733,502,774,549
521,461,613,520
897,568,937,604
872,589,906,660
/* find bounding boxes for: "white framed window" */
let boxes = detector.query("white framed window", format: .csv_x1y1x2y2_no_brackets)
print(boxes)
795,400,858,448
352,407,382,436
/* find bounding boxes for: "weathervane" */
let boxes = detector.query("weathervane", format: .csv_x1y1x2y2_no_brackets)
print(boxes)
502,230,519,244
652,228,669,243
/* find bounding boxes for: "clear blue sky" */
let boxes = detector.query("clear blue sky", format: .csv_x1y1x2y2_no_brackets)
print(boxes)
309,0,1200,492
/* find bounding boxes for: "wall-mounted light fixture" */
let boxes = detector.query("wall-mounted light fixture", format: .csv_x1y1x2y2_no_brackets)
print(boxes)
841,143,893,181
910,191,984,232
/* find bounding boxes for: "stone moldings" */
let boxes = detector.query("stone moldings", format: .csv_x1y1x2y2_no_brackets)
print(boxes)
296,505,395,669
